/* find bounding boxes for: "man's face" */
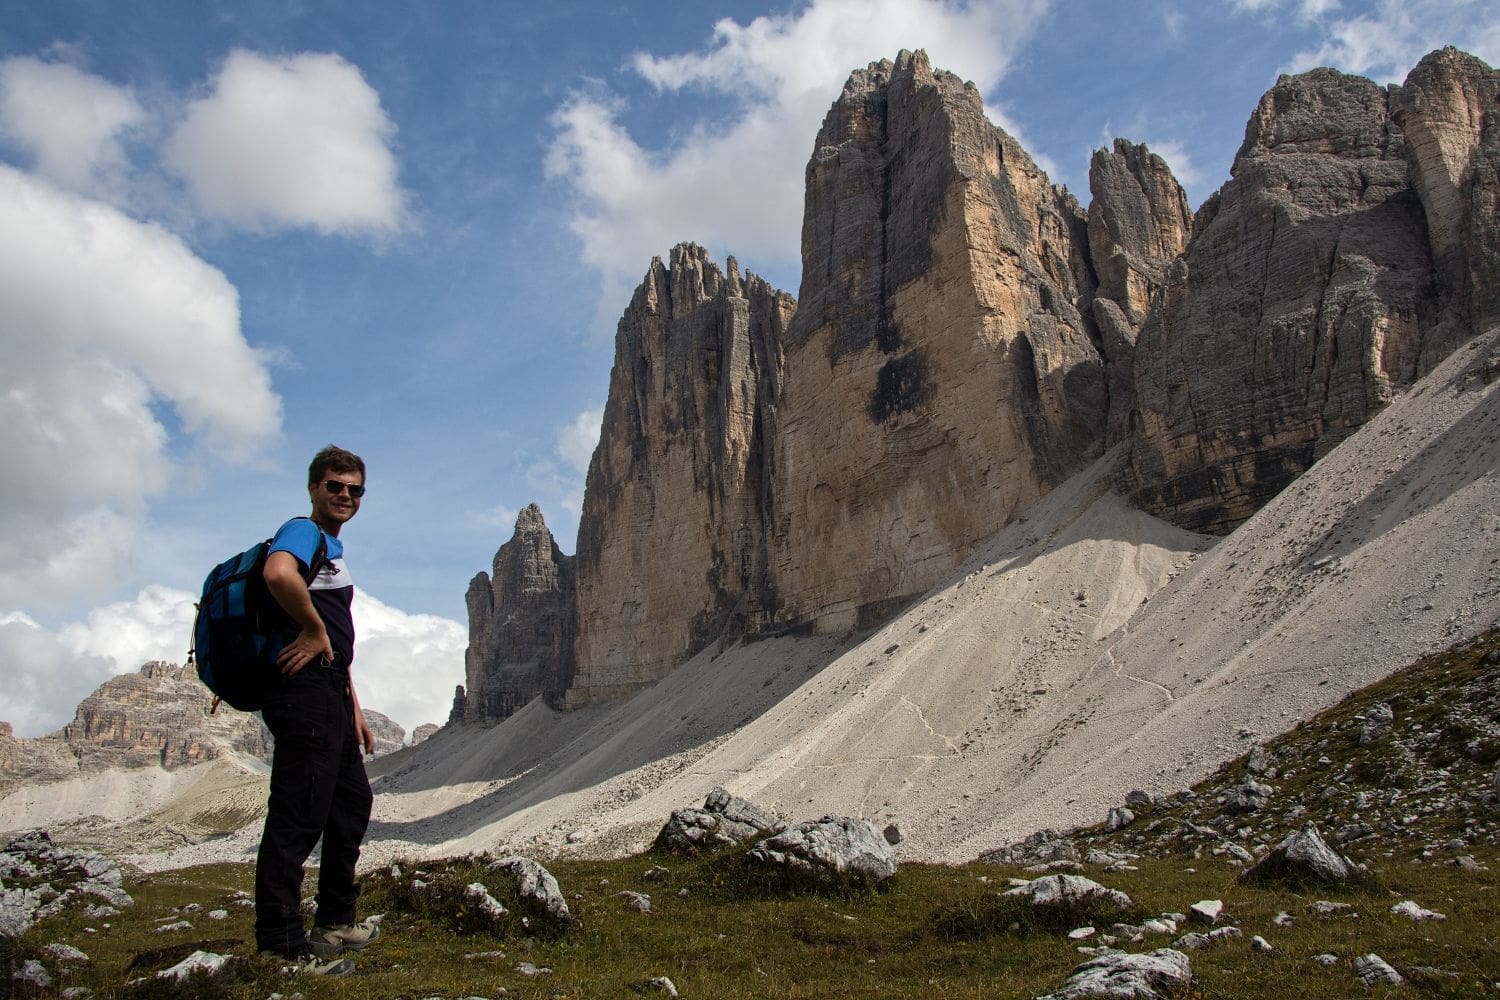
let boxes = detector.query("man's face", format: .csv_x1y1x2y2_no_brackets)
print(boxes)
309,470,364,528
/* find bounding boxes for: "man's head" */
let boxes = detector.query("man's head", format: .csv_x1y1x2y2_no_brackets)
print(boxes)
307,445,366,534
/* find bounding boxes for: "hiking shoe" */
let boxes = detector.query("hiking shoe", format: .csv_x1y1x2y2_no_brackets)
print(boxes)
307,917,381,956
282,951,354,977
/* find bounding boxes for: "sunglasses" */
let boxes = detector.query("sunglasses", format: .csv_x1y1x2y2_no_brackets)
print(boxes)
323,480,366,498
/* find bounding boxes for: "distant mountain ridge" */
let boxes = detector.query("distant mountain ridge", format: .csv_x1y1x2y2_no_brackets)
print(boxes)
464,46,1500,719
0,662,407,796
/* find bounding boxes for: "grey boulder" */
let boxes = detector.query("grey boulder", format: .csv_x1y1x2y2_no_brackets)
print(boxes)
746,815,897,883
656,787,786,854
1240,822,1357,885
1038,948,1192,999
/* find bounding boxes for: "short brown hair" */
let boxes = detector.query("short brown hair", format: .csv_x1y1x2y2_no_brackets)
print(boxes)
308,445,366,487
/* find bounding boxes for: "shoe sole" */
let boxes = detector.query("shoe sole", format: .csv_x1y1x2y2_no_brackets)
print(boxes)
281,956,355,976
307,932,378,957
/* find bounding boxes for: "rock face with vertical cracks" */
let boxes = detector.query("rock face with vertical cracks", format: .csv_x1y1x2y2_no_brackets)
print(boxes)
1087,139,1193,440
469,47,1497,714
464,504,576,721
768,49,1109,633
1391,47,1500,362
566,245,794,707
1125,65,1443,534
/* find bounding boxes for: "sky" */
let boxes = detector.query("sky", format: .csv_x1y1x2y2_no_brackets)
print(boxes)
1,0,1495,740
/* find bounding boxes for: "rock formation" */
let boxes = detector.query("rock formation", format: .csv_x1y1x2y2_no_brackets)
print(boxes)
1087,139,1193,439
0,661,415,794
769,50,1109,632
1126,51,1499,533
361,709,407,756
472,46,1497,711
463,504,576,720
0,662,269,794
566,245,794,706
1391,47,1500,362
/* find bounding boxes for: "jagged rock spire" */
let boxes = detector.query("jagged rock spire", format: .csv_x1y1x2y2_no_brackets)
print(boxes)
463,503,576,721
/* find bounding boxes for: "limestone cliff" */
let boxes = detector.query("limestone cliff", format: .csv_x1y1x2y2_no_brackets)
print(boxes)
1392,47,1500,362
472,47,1496,712
1126,52,1498,533
361,709,407,757
463,504,576,720
1087,139,1193,439
768,50,1109,632
567,245,794,706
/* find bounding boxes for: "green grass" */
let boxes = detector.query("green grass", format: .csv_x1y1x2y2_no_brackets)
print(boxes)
7,631,1500,998
9,844,1496,998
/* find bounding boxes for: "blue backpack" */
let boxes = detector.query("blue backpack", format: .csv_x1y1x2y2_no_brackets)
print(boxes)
188,518,327,712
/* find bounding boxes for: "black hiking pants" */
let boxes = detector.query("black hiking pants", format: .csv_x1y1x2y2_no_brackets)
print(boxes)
254,663,373,958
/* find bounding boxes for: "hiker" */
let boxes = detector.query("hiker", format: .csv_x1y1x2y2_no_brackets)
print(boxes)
254,445,380,976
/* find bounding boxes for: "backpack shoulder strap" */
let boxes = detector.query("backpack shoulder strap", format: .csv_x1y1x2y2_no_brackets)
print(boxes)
281,515,328,585
307,524,329,585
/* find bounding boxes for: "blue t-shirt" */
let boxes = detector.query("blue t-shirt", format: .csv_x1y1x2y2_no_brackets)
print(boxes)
268,517,355,668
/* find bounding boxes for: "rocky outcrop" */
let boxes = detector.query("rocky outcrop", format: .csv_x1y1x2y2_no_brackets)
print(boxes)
1039,949,1193,1000
486,856,574,928
1087,139,1193,439
1126,52,1499,533
1125,67,1432,532
746,815,898,884
0,660,421,795
464,505,576,720
1392,47,1500,360
768,50,1108,632
361,709,406,756
655,787,785,854
0,663,270,794
567,245,794,706
1240,822,1359,885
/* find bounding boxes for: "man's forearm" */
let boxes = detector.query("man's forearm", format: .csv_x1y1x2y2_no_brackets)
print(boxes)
264,550,331,671
266,573,323,635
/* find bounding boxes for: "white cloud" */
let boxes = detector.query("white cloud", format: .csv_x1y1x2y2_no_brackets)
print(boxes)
469,407,599,539
0,587,464,741
1233,0,1500,82
1227,0,1337,16
557,407,603,476
1162,7,1188,44
58,584,198,669
547,0,1050,328
0,166,282,605
0,56,144,196
349,590,467,736
164,49,407,236
0,611,117,738
1,586,192,739
1297,0,1342,18
522,406,604,522
1137,138,1205,193
472,504,521,531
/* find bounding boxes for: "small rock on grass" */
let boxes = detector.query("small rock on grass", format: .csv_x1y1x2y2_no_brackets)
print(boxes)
1354,954,1403,987
1391,900,1446,921
1037,948,1192,1000
1189,899,1222,925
